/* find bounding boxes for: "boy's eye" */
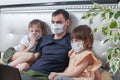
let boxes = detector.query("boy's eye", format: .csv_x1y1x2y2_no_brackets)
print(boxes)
36,30,40,32
30,30,33,32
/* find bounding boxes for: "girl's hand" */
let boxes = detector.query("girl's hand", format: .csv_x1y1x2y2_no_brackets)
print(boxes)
48,72,58,80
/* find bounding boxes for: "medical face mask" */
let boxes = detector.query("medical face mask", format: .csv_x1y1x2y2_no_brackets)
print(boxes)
50,24,64,34
29,33,42,40
71,41,84,53
36,33,42,39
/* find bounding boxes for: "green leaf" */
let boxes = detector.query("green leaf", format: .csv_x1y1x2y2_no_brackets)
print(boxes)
92,11,99,16
108,54,111,60
93,3,97,9
109,19,117,29
113,35,119,45
101,12,106,21
109,57,120,74
109,11,114,18
111,64,116,72
92,28,98,33
101,27,108,35
81,13,91,19
104,39,110,43
109,30,112,36
114,11,120,19
89,17,93,25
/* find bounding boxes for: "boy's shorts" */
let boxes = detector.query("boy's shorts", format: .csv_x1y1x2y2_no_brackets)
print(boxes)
3,47,16,63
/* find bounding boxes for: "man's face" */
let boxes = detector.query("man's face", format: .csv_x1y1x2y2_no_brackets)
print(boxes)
51,14,69,34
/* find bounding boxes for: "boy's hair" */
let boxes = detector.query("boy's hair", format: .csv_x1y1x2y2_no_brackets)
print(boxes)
52,9,69,20
71,25,93,50
28,19,44,31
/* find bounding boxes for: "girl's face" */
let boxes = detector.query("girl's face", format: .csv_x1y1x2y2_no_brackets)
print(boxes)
29,24,43,36
71,38,84,53
72,38,83,42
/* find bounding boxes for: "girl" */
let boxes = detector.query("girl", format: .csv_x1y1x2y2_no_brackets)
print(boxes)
48,25,102,80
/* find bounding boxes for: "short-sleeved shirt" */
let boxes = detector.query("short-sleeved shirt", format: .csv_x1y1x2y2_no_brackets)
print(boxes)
29,33,71,75
14,35,30,51
14,35,38,52
65,50,102,80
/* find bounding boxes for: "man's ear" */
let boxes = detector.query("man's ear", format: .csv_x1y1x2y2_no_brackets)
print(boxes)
66,19,70,26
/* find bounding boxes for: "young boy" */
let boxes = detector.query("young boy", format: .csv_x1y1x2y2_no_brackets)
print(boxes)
3,19,45,71
48,25,102,80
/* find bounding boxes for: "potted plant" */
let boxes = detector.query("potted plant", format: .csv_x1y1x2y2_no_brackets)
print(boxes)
81,2,120,75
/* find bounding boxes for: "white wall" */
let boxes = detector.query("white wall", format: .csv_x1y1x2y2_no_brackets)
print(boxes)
0,0,82,5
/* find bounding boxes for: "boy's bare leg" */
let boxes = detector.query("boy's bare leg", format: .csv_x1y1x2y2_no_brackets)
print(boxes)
15,63,30,71
10,51,34,61
8,53,35,67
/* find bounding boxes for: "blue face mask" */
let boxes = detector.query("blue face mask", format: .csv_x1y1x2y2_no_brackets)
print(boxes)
50,24,64,34
71,41,84,53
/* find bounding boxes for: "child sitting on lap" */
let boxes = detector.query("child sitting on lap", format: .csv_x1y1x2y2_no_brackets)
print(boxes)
48,25,102,80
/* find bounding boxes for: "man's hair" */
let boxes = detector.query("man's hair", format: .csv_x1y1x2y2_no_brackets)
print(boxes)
71,25,93,50
52,9,69,20
28,19,44,31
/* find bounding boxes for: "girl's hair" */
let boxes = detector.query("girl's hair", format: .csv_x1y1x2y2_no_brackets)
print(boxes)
71,25,93,50
28,19,45,31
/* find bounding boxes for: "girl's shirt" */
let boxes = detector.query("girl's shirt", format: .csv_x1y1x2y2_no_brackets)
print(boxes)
64,49,102,80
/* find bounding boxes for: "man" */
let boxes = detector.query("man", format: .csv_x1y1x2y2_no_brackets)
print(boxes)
22,9,71,80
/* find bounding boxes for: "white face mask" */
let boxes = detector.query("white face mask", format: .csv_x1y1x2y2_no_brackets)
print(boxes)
71,41,84,53
50,24,64,34
36,33,42,39
29,33,42,40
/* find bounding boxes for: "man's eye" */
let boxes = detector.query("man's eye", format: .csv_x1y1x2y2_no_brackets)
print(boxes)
56,21,62,24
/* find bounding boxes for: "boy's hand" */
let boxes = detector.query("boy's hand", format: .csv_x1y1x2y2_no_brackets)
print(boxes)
29,34,37,49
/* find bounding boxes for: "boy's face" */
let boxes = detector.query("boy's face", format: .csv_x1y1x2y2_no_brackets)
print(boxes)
29,24,43,36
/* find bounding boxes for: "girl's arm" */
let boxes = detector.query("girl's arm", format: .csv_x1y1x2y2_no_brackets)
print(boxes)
48,56,89,80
